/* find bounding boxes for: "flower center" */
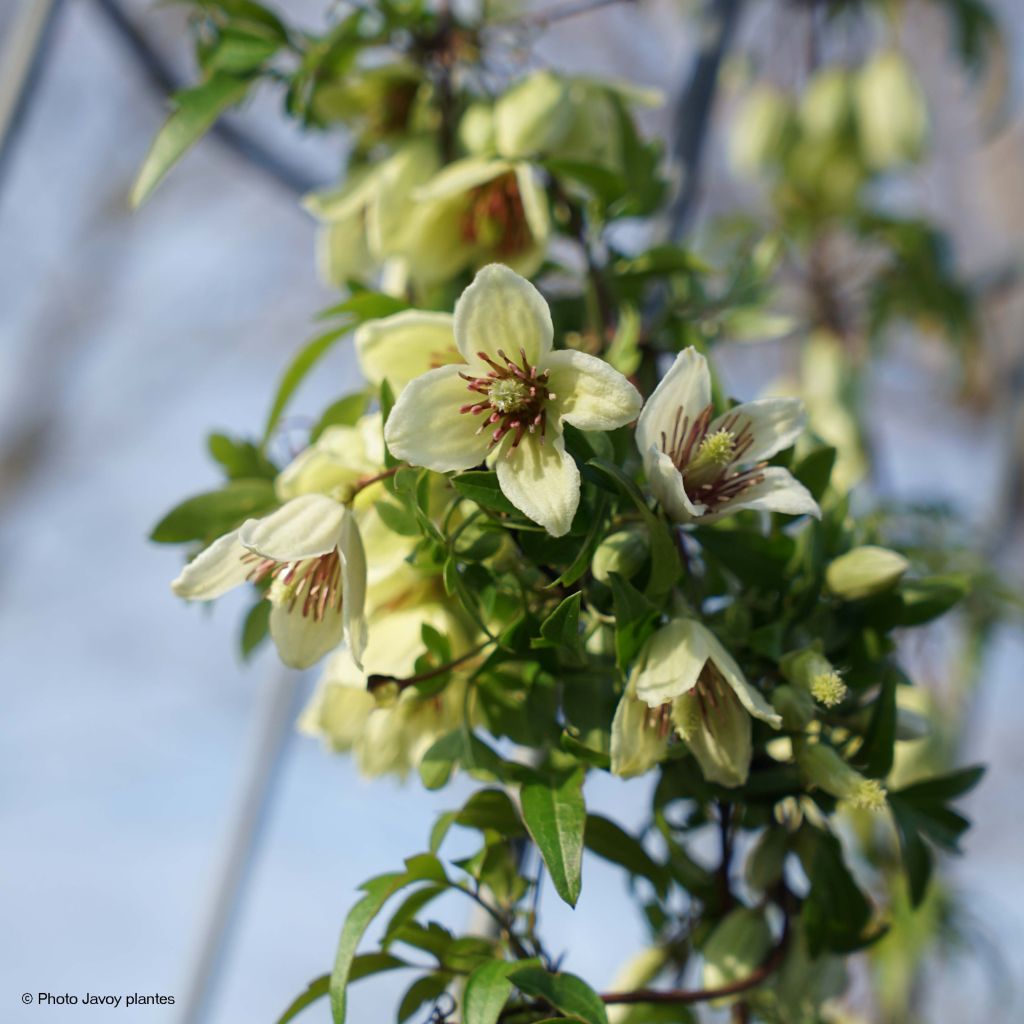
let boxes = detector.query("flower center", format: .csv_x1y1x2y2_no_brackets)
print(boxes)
460,172,531,257
242,549,342,622
459,348,556,455
660,404,764,510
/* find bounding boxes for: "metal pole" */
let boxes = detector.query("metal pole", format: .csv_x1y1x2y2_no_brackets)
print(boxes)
177,666,306,1024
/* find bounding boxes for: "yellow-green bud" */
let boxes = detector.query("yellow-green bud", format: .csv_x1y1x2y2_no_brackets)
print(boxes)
772,684,815,730
855,49,927,169
458,102,496,156
701,907,773,1005
745,828,789,893
591,526,650,584
826,545,909,601
795,741,887,811
728,85,792,176
799,67,853,140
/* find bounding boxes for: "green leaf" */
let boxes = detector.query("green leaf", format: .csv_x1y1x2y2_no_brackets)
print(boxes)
204,26,281,74
151,478,277,544
263,324,353,445
457,789,526,836
318,291,410,321
792,445,837,502
132,73,251,207
397,973,450,1023
452,472,521,515
584,815,668,897
801,832,875,955
694,526,796,589
329,859,443,1023
311,392,372,441
854,668,897,779
534,592,583,656
585,458,678,598
520,769,586,907
608,573,658,670
274,974,329,1024
207,432,277,480
240,598,270,659
382,886,449,947
509,967,609,1024
464,960,520,1024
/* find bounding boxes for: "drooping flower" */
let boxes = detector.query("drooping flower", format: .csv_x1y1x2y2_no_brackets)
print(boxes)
636,348,820,524
612,618,781,786
300,593,476,778
384,264,642,537
171,494,367,670
304,139,440,288
393,159,550,286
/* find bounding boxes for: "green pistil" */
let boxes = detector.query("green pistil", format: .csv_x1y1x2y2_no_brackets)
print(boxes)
489,377,531,414
684,429,736,488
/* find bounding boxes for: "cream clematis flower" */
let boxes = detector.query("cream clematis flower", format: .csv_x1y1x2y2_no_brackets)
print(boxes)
305,139,440,287
394,159,550,286
613,619,781,787
384,265,643,537
300,595,475,778
354,311,461,396
636,348,820,524
171,493,367,670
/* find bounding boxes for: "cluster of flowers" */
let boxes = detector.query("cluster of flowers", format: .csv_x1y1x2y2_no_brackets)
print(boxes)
168,264,882,800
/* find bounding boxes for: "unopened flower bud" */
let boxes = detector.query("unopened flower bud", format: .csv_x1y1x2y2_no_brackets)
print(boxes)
591,526,650,584
855,50,927,169
795,741,887,811
826,545,909,601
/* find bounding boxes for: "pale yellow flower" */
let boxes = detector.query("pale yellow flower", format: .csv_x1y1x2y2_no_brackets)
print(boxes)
171,494,367,669
637,348,819,524
384,265,642,537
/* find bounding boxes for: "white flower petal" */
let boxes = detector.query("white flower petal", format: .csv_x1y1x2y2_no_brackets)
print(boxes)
710,467,821,521
710,397,806,464
414,157,511,201
355,311,458,392
268,599,344,669
694,621,781,727
495,433,580,537
546,350,642,431
384,364,490,472
239,494,346,562
339,509,368,667
635,348,712,466
171,530,249,600
646,448,706,523
633,620,705,706
673,684,753,787
610,685,669,778
513,163,550,251
453,264,553,367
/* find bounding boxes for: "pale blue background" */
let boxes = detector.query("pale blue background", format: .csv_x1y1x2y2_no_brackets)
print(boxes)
2,2,1023,1022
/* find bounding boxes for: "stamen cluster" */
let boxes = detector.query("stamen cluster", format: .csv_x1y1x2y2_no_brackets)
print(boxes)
460,348,556,453
460,173,530,257
243,550,343,622
660,403,765,510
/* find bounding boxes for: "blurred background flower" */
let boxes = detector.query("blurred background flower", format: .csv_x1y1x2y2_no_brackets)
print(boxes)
1,1,1022,1021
